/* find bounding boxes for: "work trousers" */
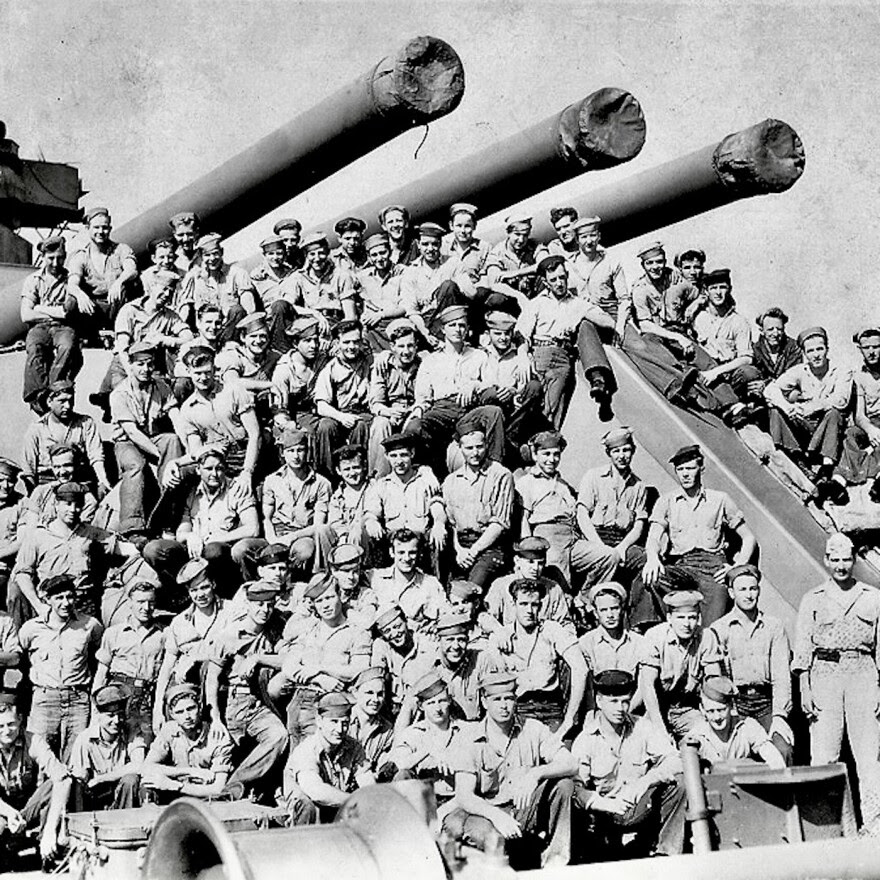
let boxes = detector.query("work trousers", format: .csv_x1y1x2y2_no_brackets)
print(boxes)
28,686,90,762
108,675,155,745
735,688,793,765
689,346,761,402
142,537,263,602
0,778,54,862
837,424,880,485
503,379,553,453
115,433,184,535
224,693,289,802
532,345,576,430
266,299,297,354
809,658,880,824
23,321,81,405
623,329,736,412
577,321,617,395
407,394,506,468
443,777,575,869
768,407,845,463
70,774,141,812
315,414,372,480
369,414,406,478
284,685,321,750
219,303,247,347
451,532,509,591
572,777,685,860
662,549,732,626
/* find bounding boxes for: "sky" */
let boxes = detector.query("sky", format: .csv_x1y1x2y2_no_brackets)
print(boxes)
2,0,879,364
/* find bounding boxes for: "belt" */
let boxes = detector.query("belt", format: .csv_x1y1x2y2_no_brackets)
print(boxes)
814,648,871,662
35,685,88,693
737,683,772,698
110,674,154,691
228,684,256,696
533,337,573,350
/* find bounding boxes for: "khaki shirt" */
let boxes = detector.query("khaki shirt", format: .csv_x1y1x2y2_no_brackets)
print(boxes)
364,466,442,535
286,263,359,316
96,619,166,680
484,573,572,631
641,623,722,699
0,731,68,807
370,567,446,630
285,731,368,798
516,289,600,343
571,711,679,806
569,248,629,316
388,718,465,798
180,480,256,542
401,256,457,321
414,345,491,409
578,627,645,677
21,266,70,310
348,709,394,772
688,716,771,765
110,376,177,437
14,520,118,587
577,465,648,532
22,412,104,485
650,487,744,557
314,354,371,414
515,468,578,527
272,351,326,417
368,351,420,413
488,620,577,695
692,307,752,364
70,724,146,782
263,466,332,533
180,262,255,315
856,366,880,424
18,613,103,688
179,383,254,446
451,715,568,806
357,264,405,315
147,720,234,774
22,483,98,531
281,615,371,690
711,607,792,716
442,461,515,534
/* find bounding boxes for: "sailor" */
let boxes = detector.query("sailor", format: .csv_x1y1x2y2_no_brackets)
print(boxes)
273,218,304,270
169,211,202,275
442,202,493,286
640,590,724,741
286,231,360,327
347,667,394,774
486,577,587,736
249,234,300,352
687,676,785,768
332,217,369,272
204,580,287,802
357,231,407,352
20,236,81,414
442,416,515,588
751,307,802,392
642,444,756,625
271,315,327,437
142,683,234,802
283,692,375,824
215,312,283,412
571,670,684,859
485,213,538,297
443,670,577,869
793,532,880,824
327,444,372,551
378,205,419,266
710,564,793,762
370,606,425,717
329,544,379,630
68,684,144,811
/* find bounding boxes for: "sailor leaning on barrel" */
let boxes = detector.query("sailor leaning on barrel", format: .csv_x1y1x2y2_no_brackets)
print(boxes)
792,532,880,825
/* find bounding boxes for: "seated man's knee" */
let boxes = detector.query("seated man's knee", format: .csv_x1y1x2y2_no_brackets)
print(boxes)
288,538,315,565
202,542,227,562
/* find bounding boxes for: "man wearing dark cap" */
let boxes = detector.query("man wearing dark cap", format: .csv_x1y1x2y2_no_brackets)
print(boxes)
480,538,572,638
330,544,377,628
379,205,418,266
314,319,372,478
358,233,407,353
401,222,469,347
517,254,617,424
571,669,684,859
408,304,507,467
110,341,186,540
273,218,303,270
444,670,577,869
20,235,81,413
835,328,880,500
171,305,225,401
711,564,793,762
388,672,465,803
68,684,145,811
640,590,724,741
370,606,424,716
205,580,287,801
21,380,108,492
262,427,333,574
18,574,104,759
0,693,71,866
286,232,360,328
486,577,586,736
284,691,374,823
67,207,138,334
169,212,201,275
11,484,137,626
271,314,327,437
643,444,757,624
689,269,762,404
143,683,234,801
179,233,257,345
332,217,369,272
576,427,653,625
249,235,300,352
367,318,422,475
485,214,539,297
674,247,706,289
364,434,447,559
271,575,371,747
764,326,852,500
443,418,515,589
688,677,785,768
629,242,692,350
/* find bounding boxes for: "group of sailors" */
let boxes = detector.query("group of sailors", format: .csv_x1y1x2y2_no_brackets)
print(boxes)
0,200,877,869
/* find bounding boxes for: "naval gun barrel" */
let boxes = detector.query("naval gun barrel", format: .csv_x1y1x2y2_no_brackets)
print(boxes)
526,117,805,247
145,784,880,880
321,86,645,240
114,35,465,260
